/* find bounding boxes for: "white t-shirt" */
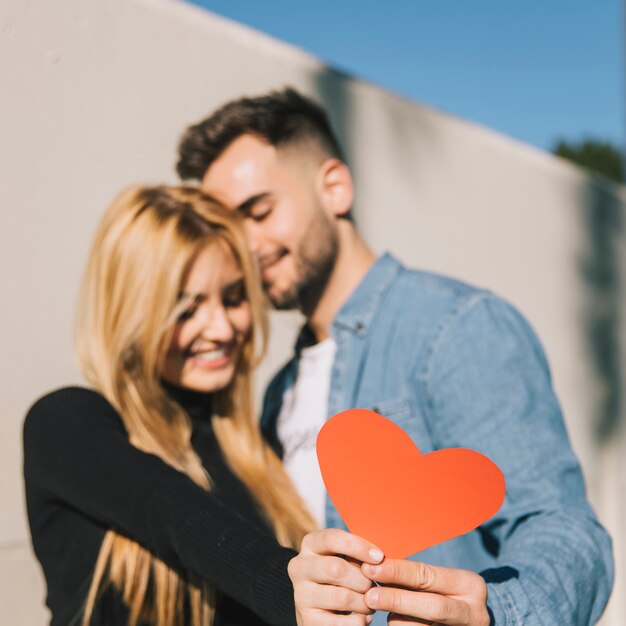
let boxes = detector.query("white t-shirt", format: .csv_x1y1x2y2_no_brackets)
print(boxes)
277,337,337,528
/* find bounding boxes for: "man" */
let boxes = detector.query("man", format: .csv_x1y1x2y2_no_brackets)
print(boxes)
177,88,613,624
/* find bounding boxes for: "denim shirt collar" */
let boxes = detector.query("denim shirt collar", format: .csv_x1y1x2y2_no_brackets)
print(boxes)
295,253,402,353
332,252,403,336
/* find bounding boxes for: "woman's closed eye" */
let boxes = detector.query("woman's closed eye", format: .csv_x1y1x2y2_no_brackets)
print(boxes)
177,307,197,322
222,280,247,308
175,293,204,322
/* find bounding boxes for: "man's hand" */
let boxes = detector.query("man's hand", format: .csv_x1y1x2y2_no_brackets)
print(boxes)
362,559,489,626
288,529,385,626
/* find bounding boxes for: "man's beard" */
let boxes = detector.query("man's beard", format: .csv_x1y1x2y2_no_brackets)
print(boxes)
268,212,338,315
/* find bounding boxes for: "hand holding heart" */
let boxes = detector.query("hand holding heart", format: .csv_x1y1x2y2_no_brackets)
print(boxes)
288,528,382,626
287,409,504,625
361,558,490,626
288,529,490,626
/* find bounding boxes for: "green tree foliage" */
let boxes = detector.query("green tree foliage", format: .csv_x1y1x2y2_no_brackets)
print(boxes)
552,139,624,184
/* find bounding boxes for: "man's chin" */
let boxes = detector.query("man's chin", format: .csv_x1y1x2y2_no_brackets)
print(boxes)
269,294,300,311
265,284,301,311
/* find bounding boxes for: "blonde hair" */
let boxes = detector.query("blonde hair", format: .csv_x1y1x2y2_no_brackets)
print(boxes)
76,186,316,626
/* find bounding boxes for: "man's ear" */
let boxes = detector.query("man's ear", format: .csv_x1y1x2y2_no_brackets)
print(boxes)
317,159,354,218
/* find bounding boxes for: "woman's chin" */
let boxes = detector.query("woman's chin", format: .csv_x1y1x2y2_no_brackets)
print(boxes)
179,366,236,394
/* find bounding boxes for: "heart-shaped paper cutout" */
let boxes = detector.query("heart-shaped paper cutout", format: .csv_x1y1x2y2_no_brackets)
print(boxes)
317,409,506,558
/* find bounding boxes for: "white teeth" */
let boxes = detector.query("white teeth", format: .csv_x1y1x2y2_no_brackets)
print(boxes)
192,349,227,361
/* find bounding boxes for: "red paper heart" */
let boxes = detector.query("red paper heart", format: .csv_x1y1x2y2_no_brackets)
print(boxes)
316,409,506,558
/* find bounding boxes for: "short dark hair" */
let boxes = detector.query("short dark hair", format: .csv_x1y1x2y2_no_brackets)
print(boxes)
176,87,345,181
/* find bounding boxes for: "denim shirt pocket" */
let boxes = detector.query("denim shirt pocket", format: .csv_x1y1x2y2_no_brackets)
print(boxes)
369,396,434,454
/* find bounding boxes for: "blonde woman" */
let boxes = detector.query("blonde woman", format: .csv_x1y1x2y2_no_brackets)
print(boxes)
23,186,383,626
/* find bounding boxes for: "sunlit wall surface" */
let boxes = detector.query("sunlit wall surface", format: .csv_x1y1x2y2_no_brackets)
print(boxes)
1,0,624,623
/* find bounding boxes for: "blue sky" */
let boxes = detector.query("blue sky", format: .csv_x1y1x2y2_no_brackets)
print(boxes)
185,1,623,153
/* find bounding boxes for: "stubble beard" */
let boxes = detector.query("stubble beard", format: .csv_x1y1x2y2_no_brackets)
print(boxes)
268,212,339,316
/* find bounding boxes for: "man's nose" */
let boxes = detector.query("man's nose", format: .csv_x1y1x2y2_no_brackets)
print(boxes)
243,220,262,256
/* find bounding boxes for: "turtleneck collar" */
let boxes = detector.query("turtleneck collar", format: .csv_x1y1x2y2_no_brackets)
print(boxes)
160,380,213,422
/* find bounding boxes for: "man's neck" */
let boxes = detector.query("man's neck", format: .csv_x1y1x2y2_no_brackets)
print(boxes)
307,229,376,341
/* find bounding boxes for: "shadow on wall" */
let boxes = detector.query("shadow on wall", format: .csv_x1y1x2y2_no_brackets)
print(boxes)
312,68,362,223
581,180,623,443
313,68,353,166
311,67,443,239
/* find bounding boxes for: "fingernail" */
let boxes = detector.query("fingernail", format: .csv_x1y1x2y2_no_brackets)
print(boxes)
369,548,384,562
367,588,379,607
365,616,373,624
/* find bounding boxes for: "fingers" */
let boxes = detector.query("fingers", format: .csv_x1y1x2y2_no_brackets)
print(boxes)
301,529,385,565
290,530,386,626
362,559,482,597
300,582,374,614
365,586,469,625
290,553,373,594
388,614,433,625
361,562,489,626
298,610,374,626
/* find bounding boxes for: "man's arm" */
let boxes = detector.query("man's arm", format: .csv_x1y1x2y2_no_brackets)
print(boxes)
409,293,613,624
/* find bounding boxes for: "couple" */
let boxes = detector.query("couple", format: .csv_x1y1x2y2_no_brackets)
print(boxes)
24,89,613,626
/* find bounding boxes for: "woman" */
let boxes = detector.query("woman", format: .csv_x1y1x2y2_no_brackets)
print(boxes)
23,185,382,626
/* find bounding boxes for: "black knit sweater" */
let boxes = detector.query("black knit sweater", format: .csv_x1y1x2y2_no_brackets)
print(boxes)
23,386,299,626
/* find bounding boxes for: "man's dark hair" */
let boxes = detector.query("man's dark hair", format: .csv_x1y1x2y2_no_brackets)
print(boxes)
176,87,345,181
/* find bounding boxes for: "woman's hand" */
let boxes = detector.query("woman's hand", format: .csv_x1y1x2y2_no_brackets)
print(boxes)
288,528,385,626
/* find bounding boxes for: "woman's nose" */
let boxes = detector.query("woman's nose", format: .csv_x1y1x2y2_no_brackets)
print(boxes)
200,305,234,342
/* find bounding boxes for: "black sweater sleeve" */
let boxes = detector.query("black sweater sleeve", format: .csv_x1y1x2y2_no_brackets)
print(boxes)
23,387,298,626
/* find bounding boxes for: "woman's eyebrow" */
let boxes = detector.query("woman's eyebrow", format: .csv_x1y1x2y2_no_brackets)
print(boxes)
178,291,207,304
222,277,245,292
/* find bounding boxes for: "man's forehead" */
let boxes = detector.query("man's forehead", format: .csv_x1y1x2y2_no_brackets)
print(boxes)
201,134,278,205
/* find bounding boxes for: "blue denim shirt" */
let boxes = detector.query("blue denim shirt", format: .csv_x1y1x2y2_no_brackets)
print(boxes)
262,253,613,625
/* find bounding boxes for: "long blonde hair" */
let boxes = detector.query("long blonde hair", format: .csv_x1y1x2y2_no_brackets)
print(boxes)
76,186,316,626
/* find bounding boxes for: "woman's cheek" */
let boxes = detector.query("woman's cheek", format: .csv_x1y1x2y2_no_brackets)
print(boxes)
235,303,253,337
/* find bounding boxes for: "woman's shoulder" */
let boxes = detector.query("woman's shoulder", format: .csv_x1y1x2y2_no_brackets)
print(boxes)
27,385,112,414
24,386,122,436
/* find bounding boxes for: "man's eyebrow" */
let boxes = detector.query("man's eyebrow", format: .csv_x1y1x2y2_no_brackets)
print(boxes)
235,192,271,216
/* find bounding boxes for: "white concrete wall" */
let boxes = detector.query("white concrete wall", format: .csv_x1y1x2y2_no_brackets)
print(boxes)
1,0,624,622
